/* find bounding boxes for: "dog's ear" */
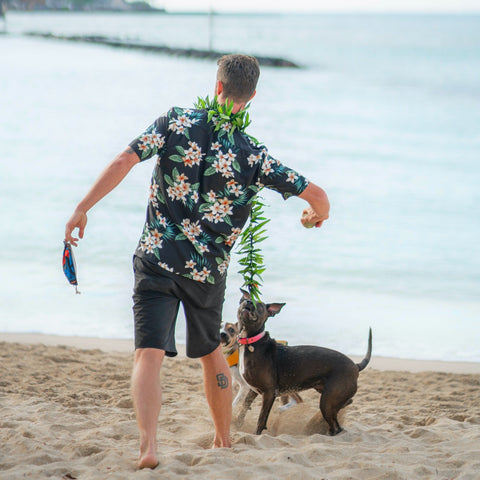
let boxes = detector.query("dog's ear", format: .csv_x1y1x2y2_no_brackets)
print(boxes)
240,288,251,301
266,303,286,317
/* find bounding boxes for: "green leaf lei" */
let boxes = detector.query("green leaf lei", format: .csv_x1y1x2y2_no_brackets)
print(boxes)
236,197,270,305
195,94,268,303
194,95,257,143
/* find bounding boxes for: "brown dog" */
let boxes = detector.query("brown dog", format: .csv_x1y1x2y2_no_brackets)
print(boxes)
236,289,372,435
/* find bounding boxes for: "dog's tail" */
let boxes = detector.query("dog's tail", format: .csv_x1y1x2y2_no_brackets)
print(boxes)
357,328,372,372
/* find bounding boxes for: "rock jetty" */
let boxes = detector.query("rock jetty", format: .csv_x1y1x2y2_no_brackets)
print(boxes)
25,32,300,68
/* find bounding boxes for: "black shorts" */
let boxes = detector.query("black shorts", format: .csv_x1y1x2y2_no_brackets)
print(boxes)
132,255,226,358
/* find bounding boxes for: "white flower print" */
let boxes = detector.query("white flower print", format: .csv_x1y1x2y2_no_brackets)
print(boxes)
167,173,192,204
169,114,197,135
261,157,274,176
169,118,185,135
150,229,163,248
247,153,262,166
140,133,152,145
139,226,164,253
221,121,232,133
150,132,165,148
148,180,159,207
182,141,204,167
202,197,233,224
181,219,202,243
158,262,174,272
224,227,241,247
212,149,235,179
185,259,196,269
207,190,217,202
137,130,165,152
185,263,211,283
286,171,298,183
156,212,168,228
197,243,209,254
226,180,243,197
217,256,230,275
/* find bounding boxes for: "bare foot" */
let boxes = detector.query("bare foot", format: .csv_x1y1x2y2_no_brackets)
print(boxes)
212,437,231,449
137,452,159,469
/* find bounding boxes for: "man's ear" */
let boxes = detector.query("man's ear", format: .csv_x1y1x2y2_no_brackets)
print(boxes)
215,80,223,96
249,90,256,102
266,303,286,317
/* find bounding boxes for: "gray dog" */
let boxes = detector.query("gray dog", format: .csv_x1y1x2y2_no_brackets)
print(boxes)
236,289,372,435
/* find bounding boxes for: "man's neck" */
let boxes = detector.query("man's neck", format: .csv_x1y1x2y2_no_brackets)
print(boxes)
216,94,245,114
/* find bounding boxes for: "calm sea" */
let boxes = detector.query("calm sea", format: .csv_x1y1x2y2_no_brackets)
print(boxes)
1,12,479,361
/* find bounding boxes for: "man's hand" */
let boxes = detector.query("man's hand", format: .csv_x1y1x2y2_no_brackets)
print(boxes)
298,183,330,229
301,206,326,228
65,210,87,246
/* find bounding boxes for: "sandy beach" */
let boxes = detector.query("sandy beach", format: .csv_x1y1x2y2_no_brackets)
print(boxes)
1,334,479,479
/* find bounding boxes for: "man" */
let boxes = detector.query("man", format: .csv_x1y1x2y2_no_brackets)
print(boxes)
65,54,329,469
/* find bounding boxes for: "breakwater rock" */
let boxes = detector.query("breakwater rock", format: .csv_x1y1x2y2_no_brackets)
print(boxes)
24,32,300,68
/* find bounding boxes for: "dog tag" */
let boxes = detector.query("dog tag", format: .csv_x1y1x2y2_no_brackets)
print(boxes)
248,345,255,353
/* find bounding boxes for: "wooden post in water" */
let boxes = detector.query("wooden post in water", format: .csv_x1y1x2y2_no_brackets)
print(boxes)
208,5,214,53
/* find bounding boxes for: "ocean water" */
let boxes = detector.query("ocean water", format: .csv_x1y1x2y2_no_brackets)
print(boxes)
1,12,479,362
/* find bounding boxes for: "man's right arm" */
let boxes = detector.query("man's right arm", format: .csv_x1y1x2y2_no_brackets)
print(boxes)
64,148,140,245
298,183,330,228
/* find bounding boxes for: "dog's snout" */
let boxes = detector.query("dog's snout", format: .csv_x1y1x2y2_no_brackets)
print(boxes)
243,301,255,311
220,332,229,343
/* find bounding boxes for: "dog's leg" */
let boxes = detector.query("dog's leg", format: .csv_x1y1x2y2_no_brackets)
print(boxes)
233,380,251,408
255,391,276,435
319,384,355,436
319,392,342,435
235,388,258,428
231,366,252,407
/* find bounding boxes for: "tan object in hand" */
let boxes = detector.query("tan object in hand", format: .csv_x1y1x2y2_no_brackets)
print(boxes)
301,209,316,228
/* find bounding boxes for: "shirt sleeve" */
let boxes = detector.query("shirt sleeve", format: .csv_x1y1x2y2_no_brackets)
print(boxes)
258,150,309,200
128,112,169,162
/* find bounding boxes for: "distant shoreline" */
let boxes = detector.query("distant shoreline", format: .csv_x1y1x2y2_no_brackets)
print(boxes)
6,10,480,16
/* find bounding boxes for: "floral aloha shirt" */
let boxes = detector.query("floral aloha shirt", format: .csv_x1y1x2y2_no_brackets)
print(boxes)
128,104,309,284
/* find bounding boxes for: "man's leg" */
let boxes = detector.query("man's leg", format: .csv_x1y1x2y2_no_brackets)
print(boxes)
131,347,165,469
199,345,232,448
